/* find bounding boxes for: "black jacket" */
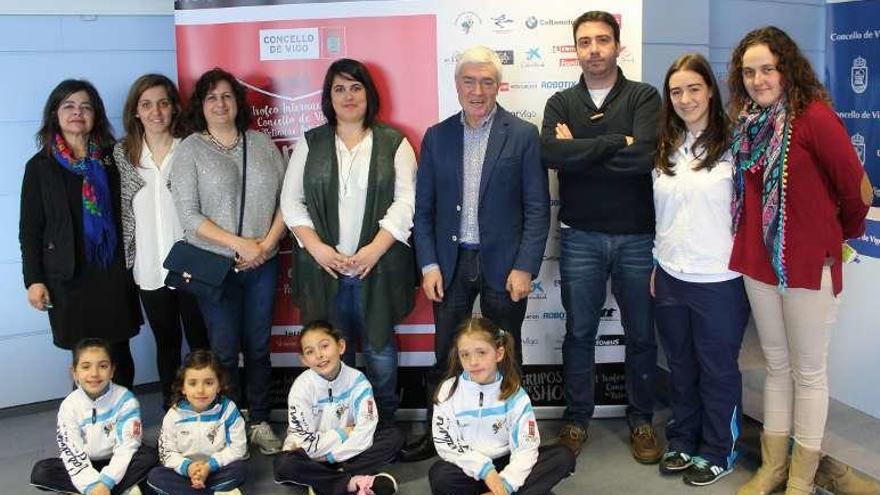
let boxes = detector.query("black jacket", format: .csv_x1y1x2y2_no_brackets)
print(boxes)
19,150,119,287
540,67,660,234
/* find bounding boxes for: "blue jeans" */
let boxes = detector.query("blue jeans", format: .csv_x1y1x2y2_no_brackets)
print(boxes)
330,276,399,422
197,257,277,423
559,229,656,429
147,461,247,495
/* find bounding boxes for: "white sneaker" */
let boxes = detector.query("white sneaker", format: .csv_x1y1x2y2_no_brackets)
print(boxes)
120,486,142,495
248,421,282,455
215,489,243,495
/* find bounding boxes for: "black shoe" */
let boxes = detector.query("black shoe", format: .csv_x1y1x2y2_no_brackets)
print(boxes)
400,434,436,462
659,450,693,474
371,473,398,495
682,456,733,486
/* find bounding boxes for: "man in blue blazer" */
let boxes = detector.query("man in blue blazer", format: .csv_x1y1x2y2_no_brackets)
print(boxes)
403,46,550,462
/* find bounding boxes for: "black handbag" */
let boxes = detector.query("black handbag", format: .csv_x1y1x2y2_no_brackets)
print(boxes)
163,133,248,302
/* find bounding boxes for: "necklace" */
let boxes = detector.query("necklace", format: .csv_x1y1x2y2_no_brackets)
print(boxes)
204,130,240,153
338,130,368,197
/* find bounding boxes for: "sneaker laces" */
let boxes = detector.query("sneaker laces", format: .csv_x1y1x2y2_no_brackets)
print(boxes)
249,422,275,442
561,424,586,440
663,450,690,462
633,425,656,440
691,456,710,470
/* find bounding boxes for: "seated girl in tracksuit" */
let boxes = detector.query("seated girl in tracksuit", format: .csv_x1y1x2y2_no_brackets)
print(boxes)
273,320,404,495
429,318,576,495
146,350,247,495
30,338,157,495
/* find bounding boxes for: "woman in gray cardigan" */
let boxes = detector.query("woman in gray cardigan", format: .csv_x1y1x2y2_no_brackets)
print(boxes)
171,68,287,455
114,74,208,409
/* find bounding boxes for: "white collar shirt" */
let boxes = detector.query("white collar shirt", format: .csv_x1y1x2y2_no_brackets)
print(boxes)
653,132,740,282
132,138,183,290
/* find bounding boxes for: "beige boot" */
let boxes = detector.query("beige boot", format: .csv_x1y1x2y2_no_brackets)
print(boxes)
738,433,791,495
814,456,880,495
785,442,822,495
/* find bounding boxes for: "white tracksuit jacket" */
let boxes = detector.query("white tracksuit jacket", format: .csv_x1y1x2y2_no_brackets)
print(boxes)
282,362,378,463
433,373,540,494
157,396,247,476
55,383,143,494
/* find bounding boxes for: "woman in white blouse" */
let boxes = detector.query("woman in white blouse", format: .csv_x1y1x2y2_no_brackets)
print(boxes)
651,54,750,486
114,74,208,409
281,58,417,427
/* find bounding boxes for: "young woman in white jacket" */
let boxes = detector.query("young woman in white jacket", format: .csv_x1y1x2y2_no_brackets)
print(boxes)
146,350,247,495
273,321,404,495
429,318,576,495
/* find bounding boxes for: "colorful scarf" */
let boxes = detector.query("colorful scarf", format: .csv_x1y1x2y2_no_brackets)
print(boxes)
52,134,117,268
731,99,792,289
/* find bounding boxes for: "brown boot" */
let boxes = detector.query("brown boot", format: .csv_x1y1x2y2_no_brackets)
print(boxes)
784,442,822,495
630,424,663,464
737,433,790,495
814,456,880,495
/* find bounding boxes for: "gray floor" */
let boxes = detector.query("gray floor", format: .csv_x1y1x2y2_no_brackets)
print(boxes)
1,388,760,495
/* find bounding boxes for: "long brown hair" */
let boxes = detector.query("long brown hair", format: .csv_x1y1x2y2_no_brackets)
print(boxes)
433,317,521,404
120,74,183,166
655,53,730,175
727,26,830,118
170,350,230,407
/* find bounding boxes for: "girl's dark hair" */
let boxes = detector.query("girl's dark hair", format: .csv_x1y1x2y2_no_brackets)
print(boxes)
728,26,830,118
170,350,230,406
121,74,184,166
321,58,381,130
36,79,114,155
72,338,114,367
182,67,251,134
433,317,520,404
655,53,730,175
300,319,345,343
572,10,620,44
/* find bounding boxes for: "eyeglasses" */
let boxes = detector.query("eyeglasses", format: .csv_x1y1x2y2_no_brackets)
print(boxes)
742,66,779,80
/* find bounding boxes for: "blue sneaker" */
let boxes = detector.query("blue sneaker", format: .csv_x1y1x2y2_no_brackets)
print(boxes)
659,450,693,474
682,456,733,486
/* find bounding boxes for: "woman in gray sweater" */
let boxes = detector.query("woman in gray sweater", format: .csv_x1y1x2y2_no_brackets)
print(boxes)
171,68,286,455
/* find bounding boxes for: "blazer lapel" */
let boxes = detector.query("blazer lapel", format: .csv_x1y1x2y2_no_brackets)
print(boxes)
452,115,465,203
478,109,508,205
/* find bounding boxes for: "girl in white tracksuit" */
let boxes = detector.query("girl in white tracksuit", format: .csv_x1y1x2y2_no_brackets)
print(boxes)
147,350,247,495
30,338,157,495
429,318,576,495
273,320,404,495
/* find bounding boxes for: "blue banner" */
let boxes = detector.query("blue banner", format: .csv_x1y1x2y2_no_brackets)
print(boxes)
826,0,880,206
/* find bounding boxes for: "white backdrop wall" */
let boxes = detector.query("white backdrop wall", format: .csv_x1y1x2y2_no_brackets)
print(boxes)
7,1,871,417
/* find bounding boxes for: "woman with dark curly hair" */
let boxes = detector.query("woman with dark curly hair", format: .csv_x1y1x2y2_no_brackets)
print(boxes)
728,27,872,495
172,68,287,456
20,80,142,388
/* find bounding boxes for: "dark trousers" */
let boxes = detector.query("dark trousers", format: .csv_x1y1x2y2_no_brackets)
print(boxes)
331,276,399,423
559,229,656,429
30,445,157,494
655,267,750,468
197,256,278,422
431,248,526,379
140,286,209,408
146,460,246,495
110,340,135,390
428,444,576,495
274,426,404,495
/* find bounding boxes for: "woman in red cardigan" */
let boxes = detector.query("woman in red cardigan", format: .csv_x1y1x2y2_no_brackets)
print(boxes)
728,27,872,495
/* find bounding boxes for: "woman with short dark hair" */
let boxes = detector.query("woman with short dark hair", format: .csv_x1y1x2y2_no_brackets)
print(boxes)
172,67,287,455
20,79,143,388
281,58,417,427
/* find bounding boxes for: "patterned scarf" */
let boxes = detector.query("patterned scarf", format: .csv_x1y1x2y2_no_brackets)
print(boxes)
52,134,117,268
731,99,792,289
